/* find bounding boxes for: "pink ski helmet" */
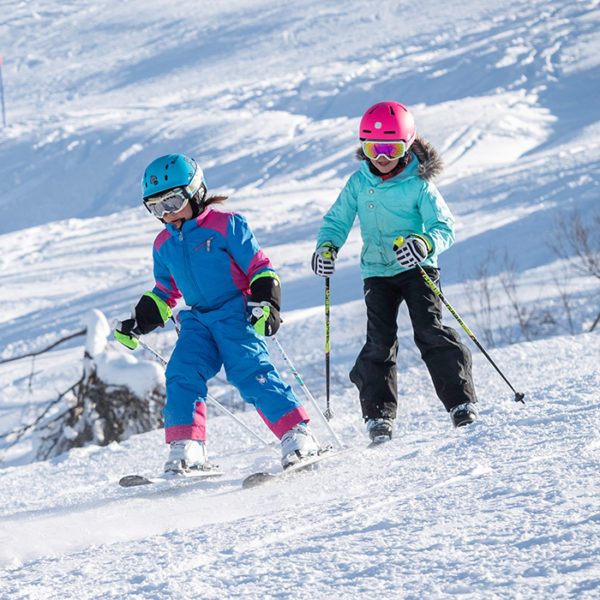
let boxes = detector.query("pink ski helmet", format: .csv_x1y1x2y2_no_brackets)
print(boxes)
359,101,416,143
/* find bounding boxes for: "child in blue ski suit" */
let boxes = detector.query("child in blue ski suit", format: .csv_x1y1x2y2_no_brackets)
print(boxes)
115,154,319,472
312,102,478,442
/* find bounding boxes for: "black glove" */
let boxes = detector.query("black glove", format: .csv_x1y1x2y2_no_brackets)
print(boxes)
131,292,172,334
249,273,282,336
248,302,281,336
114,292,172,349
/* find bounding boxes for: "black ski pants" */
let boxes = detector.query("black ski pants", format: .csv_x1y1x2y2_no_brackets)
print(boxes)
349,267,477,421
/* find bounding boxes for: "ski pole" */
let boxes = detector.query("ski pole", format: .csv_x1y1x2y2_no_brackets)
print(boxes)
131,335,168,367
416,264,525,404
271,336,344,448
204,393,274,449
171,316,180,335
324,276,333,420
132,335,274,448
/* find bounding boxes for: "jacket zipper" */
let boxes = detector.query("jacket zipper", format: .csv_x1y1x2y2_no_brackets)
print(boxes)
178,228,206,307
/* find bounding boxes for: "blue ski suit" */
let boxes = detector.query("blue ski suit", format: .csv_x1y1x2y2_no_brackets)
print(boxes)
150,206,308,443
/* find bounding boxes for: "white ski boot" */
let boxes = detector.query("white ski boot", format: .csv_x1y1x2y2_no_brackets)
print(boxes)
164,439,208,474
280,422,320,469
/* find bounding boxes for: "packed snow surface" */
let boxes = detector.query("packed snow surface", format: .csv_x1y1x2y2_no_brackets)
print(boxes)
1,0,599,598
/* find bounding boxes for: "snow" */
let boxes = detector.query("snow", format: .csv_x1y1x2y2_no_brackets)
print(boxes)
85,308,166,397
94,350,165,400
84,309,110,358
1,0,600,598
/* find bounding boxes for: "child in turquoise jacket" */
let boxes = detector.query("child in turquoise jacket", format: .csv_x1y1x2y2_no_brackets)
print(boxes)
312,102,478,442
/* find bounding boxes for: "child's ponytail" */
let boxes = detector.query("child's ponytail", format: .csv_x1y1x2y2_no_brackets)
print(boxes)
191,190,228,216
204,195,228,206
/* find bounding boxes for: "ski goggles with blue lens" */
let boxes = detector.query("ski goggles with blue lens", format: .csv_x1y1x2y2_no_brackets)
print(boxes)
143,187,190,218
361,139,411,161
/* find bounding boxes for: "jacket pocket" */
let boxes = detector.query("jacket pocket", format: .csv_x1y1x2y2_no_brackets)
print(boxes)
361,238,395,269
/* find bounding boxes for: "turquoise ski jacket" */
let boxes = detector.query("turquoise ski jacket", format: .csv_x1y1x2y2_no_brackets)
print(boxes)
316,137,455,279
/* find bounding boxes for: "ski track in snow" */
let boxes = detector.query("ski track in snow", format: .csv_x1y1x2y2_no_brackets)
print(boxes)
2,333,600,598
1,0,600,598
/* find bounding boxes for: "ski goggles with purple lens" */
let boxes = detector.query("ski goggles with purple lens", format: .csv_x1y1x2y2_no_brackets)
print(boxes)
143,188,189,218
361,139,411,161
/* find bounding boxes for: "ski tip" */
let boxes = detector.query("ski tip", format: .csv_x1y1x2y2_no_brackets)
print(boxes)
242,472,275,489
119,474,153,487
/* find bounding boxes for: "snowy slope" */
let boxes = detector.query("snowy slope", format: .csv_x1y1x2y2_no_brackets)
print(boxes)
1,0,600,598
2,332,600,599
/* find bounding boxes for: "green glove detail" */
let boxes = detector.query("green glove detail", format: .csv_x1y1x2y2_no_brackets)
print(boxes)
114,328,139,350
113,291,173,350
248,302,281,336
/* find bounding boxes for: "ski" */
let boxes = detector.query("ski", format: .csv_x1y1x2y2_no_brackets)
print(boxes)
242,447,344,489
119,465,223,488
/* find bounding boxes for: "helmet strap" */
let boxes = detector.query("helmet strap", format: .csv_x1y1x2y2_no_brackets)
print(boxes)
190,185,208,217
367,152,411,177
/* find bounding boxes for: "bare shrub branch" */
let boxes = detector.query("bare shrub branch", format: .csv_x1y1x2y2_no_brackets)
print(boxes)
462,250,497,347
498,253,533,342
549,208,600,330
0,330,86,365
550,208,600,279
551,273,577,335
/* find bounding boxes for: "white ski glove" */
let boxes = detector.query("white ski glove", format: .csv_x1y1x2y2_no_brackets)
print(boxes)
311,243,338,277
393,235,432,268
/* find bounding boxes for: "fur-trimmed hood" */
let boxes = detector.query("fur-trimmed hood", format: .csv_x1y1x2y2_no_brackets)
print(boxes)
355,135,443,181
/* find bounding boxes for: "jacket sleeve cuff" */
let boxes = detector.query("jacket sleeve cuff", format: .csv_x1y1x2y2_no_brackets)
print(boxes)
412,233,434,255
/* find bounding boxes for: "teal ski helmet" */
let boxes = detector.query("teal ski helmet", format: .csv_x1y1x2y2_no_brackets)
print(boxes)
142,153,207,216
